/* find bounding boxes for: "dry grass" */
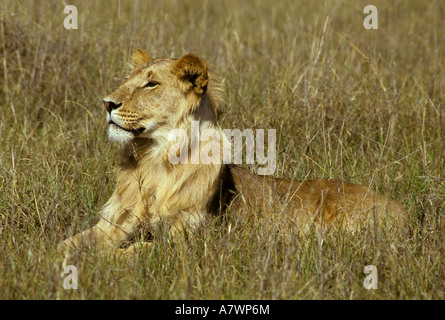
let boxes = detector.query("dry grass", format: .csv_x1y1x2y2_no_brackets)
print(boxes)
0,0,443,299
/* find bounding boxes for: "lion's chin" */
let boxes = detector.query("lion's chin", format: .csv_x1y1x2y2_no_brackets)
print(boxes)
108,123,136,144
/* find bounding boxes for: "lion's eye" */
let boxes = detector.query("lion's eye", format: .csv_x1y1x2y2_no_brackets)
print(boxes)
144,81,159,88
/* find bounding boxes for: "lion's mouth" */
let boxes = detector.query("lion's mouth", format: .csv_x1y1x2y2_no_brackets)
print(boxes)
108,120,145,136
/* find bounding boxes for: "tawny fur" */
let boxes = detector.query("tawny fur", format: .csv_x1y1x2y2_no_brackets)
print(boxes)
60,50,407,256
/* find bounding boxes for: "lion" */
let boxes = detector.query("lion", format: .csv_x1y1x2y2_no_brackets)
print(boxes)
60,49,408,256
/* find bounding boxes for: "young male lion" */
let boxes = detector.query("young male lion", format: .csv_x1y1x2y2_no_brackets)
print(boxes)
60,49,407,255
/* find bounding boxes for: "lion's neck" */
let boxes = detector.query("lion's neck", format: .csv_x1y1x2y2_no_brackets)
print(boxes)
118,93,224,171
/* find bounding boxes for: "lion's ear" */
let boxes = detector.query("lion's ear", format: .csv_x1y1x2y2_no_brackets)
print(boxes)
131,48,152,68
174,54,209,95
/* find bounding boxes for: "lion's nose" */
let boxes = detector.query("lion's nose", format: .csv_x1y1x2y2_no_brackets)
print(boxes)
103,100,122,113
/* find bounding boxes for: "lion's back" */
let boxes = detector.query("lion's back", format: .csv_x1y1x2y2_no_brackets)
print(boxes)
228,165,408,234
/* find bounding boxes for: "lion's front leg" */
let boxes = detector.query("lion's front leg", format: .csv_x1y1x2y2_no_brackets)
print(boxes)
159,208,207,239
113,209,205,261
59,218,129,251
59,200,150,254
114,241,154,259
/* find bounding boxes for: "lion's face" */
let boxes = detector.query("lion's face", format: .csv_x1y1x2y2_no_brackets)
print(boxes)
103,49,209,144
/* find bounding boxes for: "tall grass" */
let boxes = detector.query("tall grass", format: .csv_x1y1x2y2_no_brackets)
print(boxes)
0,0,443,299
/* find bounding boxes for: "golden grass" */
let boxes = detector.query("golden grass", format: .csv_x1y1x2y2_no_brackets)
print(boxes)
0,0,443,299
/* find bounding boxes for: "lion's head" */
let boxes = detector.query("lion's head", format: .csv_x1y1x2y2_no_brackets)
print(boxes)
103,49,224,144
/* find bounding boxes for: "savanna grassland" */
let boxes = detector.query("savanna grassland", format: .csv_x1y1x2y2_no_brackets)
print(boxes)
0,0,443,299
